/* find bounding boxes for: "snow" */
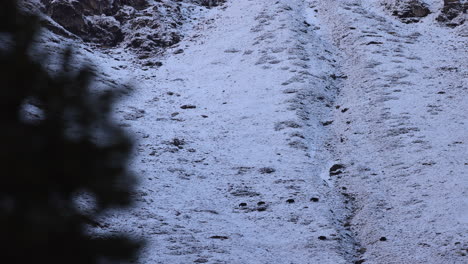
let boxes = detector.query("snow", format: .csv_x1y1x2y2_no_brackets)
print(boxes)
29,0,468,263
313,0,468,263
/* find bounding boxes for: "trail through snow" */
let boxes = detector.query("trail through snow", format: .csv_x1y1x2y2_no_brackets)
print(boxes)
315,0,468,263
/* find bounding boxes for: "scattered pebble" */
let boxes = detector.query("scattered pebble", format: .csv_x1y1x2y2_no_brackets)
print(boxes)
210,236,229,240
259,167,276,174
321,120,334,126
181,105,197,109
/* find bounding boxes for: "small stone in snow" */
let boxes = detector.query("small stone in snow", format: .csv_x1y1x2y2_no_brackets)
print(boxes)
259,167,276,174
318,236,327,240
181,105,197,109
210,235,229,240
329,164,345,176
310,197,320,202
321,120,334,126
286,199,295,204
224,48,240,53
380,237,387,241
257,201,265,205
172,138,185,147
239,203,247,207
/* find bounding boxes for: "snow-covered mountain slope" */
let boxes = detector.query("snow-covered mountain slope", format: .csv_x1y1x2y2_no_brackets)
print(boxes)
95,0,358,263
313,0,467,263
24,0,467,263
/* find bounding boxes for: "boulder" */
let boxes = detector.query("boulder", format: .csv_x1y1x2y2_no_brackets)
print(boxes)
436,0,467,27
389,0,431,23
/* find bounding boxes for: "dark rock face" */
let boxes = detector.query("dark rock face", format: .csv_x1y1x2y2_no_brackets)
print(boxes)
192,0,226,7
35,0,223,51
46,1,87,35
436,0,467,27
388,0,430,23
381,0,466,27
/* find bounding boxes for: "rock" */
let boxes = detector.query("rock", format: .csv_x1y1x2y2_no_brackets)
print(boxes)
310,197,320,202
383,0,430,23
37,0,225,51
230,189,260,197
209,235,229,240
45,0,88,35
321,120,333,126
318,236,327,240
143,61,163,67
329,164,345,176
436,0,466,27
195,0,226,7
171,138,185,147
259,167,276,174
286,199,295,204
180,105,197,109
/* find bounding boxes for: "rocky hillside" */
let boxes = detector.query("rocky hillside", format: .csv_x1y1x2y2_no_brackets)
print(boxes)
379,0,466,26
14,0,467,263
23,0,225,54
23,0,465,55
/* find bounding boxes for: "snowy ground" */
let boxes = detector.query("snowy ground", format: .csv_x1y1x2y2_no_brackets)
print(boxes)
35,0,467,263
315,0,468,263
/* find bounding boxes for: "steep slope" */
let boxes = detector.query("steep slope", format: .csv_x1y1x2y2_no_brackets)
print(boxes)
311,0,468,263
19,0,467,263
100,0,360,263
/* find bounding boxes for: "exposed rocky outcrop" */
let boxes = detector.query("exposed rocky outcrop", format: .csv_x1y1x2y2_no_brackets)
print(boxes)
436,0,467,27
379,0,466,26
27,0,224,52
381,0,431,23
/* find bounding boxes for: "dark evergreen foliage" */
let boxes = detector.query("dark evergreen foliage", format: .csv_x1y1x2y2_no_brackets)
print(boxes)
0,0,142,263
